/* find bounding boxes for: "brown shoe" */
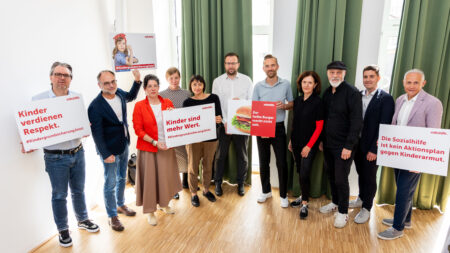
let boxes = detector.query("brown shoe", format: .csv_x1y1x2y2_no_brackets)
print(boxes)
109,216,124,231
117,205,136,216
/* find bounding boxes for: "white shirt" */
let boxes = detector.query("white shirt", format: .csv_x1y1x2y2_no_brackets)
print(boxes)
32,89,82,150
105,95,123,122
397,93,419,126
150,103,165,142
361,89,377,119
212,72,253,124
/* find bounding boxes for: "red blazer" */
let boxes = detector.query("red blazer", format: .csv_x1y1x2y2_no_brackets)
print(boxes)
132,95,174,152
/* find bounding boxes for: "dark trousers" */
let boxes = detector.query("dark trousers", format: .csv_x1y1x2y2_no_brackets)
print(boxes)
256,123,288,198
292,146,317,202
354,145,378,210
393,169,421,231
323,147,355,214
214,124,249,185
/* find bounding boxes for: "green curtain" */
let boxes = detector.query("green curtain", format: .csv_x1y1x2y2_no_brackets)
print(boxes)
288,0,363,197
181,0,253,184
376,0,450,211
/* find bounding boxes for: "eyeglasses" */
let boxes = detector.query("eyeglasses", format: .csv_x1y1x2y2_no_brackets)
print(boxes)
225,62,239,65
53,73,71,78
102,80,117,86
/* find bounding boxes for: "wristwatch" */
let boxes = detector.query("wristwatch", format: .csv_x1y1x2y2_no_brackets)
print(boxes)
151,140,157,146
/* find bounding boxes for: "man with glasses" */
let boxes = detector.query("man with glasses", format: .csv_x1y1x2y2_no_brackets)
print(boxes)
87,69,141,231
350,65,394,224
212,52,253,197
24,62,100,248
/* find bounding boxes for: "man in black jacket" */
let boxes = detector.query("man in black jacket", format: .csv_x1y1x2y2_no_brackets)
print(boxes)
88,69,141,231
319,61,362,228
350,65,394,224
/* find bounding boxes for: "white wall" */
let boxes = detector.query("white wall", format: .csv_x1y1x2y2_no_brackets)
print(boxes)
0,0,154,252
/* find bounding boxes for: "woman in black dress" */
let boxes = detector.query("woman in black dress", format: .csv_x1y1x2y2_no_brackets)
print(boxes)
288,71,324,219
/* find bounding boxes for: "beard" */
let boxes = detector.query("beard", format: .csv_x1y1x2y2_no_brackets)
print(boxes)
226,69,236,76
329,78,343,88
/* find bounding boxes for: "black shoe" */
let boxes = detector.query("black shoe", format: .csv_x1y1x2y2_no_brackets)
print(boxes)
173,192,180,199
215,182,223,196
237,184,245,196
300,204,308,219
78,219,100,233
59,229,72,248
191,195,200,207
182,173,189,189
203,191,217,202
290,196,302,208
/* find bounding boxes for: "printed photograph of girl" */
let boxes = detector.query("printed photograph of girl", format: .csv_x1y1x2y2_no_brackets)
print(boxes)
113,33,139,71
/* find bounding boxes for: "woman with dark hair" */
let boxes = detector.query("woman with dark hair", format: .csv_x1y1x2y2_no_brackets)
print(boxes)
288,70,324,219
183,75,223,207
132,74,182,226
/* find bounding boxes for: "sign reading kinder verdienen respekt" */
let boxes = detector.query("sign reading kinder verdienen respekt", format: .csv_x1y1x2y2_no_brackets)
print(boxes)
377,124,450,176
15,95,91,152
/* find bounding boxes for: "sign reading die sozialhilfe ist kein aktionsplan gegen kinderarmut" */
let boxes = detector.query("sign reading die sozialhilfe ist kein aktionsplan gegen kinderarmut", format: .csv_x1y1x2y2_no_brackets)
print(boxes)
377,124,450,176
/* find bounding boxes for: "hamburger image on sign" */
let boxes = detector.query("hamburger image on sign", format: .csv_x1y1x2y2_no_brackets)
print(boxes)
231,105,251,134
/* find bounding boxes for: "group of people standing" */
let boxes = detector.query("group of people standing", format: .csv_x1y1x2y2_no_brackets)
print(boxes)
23,50,443,247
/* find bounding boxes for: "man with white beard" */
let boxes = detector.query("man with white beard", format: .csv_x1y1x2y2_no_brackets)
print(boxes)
319,61,362,228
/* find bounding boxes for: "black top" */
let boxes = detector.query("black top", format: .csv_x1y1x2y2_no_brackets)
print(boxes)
322,81,362,150
183,93,222,142
291,94,324,149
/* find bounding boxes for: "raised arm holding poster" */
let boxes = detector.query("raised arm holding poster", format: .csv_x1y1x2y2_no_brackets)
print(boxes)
15,95,91,152
377,124,450,176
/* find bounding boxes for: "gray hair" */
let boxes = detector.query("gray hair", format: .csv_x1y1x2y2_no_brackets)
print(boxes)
404,69,425,81
50,61,73,78
97,70,115,83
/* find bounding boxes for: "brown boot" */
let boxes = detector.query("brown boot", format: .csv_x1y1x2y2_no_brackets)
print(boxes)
117,205,136,216
109,216,124,231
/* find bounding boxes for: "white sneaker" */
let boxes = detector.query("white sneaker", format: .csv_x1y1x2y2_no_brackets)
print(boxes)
147,213,157,226
354,208,370,224
334,212,348,228
349,197,363,208
280,197,289,208
257,192,272,203
319,202,338,214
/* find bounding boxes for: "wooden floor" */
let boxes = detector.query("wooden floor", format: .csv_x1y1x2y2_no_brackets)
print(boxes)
33,174,448,253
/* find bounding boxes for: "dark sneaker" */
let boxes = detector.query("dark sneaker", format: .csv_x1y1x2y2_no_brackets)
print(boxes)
290,196,302,208
173,192,180,199
377,227,404,240
78,219,100,233
191,195,200,207
203,191,217,202
237,184,245,196
59,229,72,248
215,182,223,196
382,218,412,229
300,204,308,219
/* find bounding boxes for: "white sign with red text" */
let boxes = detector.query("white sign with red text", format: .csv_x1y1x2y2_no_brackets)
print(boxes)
15,95,91,152
377,124,450,176
162,103,216,148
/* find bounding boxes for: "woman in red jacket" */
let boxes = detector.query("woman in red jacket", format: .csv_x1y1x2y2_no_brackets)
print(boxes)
132,74,182,226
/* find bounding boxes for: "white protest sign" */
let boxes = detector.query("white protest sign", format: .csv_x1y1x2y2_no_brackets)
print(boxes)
15,95,91,151
377,124,450,176
163,103,216,148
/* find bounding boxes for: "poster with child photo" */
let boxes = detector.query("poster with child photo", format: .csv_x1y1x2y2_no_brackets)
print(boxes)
110,33,157,72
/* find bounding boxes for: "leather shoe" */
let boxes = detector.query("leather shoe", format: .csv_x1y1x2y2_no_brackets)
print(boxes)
215,182,223,196
238,184,245,196
191,195,200,207
109,216,124,231
117,205,136,216
203,191,217,202
173,193,180,199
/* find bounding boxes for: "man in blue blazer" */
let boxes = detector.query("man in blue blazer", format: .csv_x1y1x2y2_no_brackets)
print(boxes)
349,65,394,224
88,69,141,231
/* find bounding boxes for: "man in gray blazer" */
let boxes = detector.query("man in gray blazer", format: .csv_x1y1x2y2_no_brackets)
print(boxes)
378,69,443,240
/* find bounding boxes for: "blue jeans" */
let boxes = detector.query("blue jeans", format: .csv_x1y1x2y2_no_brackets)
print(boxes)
44,148,89,231
102,147,129,218
393,169,421,231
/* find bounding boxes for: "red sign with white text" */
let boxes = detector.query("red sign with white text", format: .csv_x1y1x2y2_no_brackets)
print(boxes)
250,101,277,137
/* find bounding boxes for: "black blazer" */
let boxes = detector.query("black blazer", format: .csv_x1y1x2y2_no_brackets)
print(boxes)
88,81,141,159
359,89,395,155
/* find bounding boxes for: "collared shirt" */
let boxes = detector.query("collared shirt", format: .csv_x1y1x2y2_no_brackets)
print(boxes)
32,89,82,150
252,77,294,122
212,72,253,124
361,88,378,119
397,93,419,126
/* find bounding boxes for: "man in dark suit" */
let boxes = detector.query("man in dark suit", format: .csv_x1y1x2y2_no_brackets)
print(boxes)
349,65,394,224
88,69,141,231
